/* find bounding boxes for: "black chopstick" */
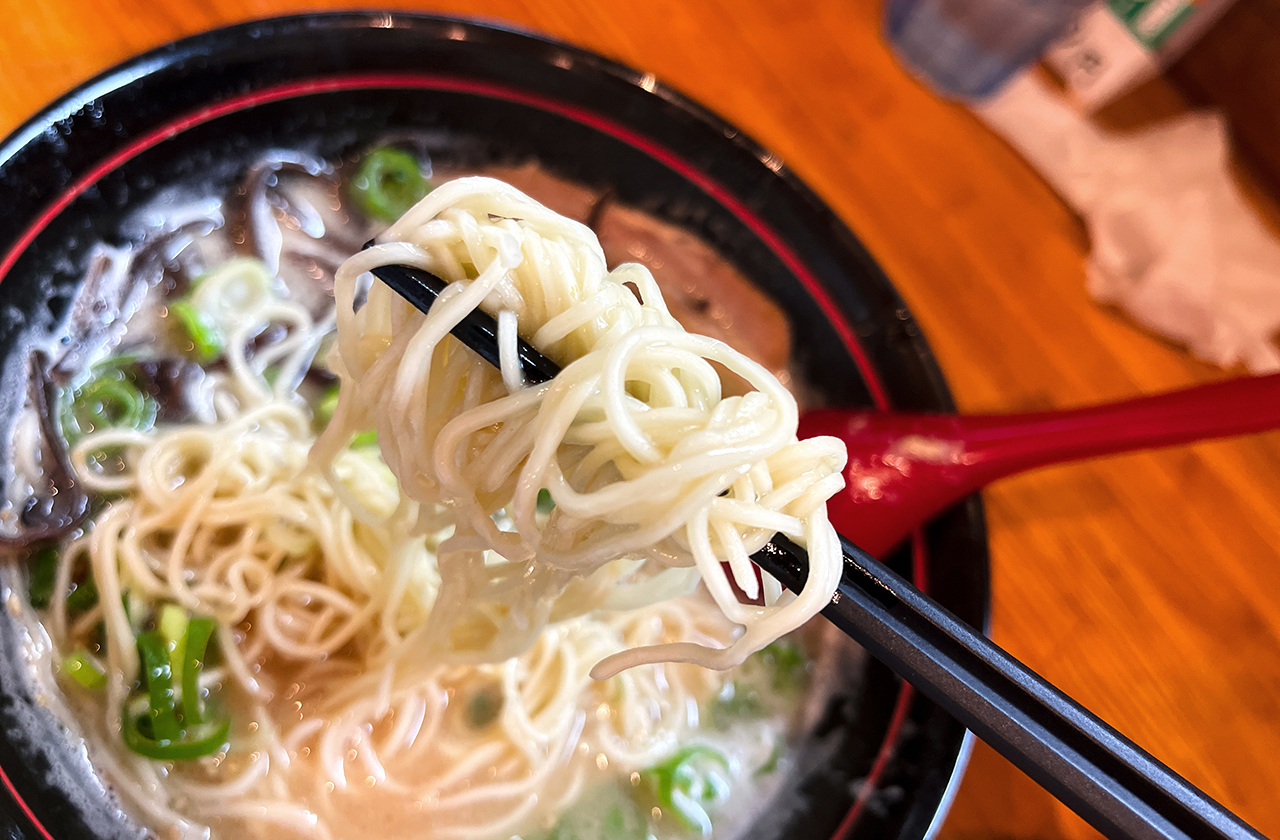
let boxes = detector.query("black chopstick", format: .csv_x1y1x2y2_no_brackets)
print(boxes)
760,536,1260,840
368,260,1264,840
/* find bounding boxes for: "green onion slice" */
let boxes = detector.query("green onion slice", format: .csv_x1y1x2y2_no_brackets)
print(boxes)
315,383,340,429
27,545,59,610
351,430,378,449
181,617,216,727
547,782,648,840
759,639,808,693
158,604,189,690
124,620,227,761
65,577,99,614
136,631,180,743
62,358,158,442
169,300,224,364
62,650,106,690
350,147,430,223
466,687,503,729
83,371,151,429
122,705,230,761
644,745,732,837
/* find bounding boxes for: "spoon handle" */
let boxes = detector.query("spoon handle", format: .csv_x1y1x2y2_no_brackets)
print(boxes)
752,536,1263,840
952,372,1280,474
803,374,1280,555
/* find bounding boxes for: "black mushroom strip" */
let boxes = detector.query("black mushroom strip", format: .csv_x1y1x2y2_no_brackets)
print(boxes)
226,150,364,316
0,352,89,548
126,220,210,299
49,223,207,386
130,358,207,424
49,247,137,387
226,150,334,274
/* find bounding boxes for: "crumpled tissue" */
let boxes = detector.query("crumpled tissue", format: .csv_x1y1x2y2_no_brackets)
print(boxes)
975,71,1280,373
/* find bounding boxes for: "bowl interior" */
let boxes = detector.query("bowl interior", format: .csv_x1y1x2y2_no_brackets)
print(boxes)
0,13,989,840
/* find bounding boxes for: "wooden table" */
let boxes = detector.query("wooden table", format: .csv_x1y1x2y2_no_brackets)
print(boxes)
3,1,1278,838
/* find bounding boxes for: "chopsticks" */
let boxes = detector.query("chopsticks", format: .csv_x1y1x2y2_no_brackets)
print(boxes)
368,260,1264,840
761,535,1259,840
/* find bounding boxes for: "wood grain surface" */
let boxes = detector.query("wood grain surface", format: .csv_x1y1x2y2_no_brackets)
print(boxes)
2,1,1278,839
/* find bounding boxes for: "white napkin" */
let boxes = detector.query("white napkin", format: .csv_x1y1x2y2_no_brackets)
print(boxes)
975,71,1280,373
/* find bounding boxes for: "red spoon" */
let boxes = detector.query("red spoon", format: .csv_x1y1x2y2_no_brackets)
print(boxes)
799,373,1280,557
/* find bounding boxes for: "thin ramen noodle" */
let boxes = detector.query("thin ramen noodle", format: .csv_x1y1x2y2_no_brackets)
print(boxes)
3,149,847,840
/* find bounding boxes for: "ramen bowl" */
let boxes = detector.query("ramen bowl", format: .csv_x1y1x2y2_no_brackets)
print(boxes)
0,12,988,840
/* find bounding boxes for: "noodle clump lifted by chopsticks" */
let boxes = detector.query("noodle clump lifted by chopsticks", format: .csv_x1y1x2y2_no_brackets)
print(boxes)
315,176,848,678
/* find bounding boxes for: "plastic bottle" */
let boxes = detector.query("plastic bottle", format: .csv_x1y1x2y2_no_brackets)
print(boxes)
885,0,1097,100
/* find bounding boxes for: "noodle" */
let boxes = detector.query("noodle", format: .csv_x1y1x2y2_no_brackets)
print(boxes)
24,165,846,840
317,176,847,677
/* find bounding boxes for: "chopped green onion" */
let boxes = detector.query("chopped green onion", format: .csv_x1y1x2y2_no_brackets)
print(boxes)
62,359,158,442
315,384,340,430
169,300,224,364
62,650,106,690
758,639,808,693
89,354,139,377
125,622,228,761
537,488,556,516
350,147,430,223
755,738,783,778
548,782,648,840
466,687,502,729
123,616,226,761
121,589,148,634
136,631,180,743
27,545,59,610
710,679,763,724
65,577,99,614
643,746,732,837
186,259,275,342
710,639,808,726
158,604,188,644
351,430,378,449
158,604,190,690
122,709,229,761
181,618,216,727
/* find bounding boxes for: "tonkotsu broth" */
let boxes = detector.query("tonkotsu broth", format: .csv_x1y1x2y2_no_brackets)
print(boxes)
0,145,838,840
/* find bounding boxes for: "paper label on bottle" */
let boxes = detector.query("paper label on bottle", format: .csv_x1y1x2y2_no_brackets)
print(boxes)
1108,0,1197,48
1046,7,1161,110
1045,0,1236,111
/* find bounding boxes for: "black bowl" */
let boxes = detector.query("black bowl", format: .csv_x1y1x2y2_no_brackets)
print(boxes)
0,12,989,840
